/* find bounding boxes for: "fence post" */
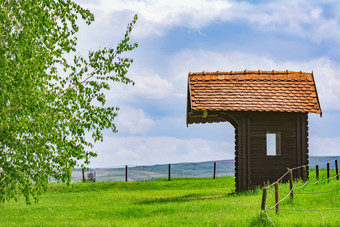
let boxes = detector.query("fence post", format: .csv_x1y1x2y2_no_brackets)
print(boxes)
287,168,293,199
335,160,339,181
168,164,171,181
275,183,279,214
94,170,96,182
303,165,307,181
125,165,128,182
82,167,85,182
316,165,319,180
213,162,216,179
327,163,330,183
261,187,268,211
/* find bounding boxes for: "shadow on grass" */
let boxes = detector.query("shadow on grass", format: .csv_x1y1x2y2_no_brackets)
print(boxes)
136,193,226,205
226,188,260,197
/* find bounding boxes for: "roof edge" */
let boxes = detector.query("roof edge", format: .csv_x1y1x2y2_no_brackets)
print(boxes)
311,71,322,117
189,70,309,76
186,74,193,126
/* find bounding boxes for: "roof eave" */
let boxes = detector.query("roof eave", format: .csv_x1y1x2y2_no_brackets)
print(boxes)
186,74,193,127
311,71,322,117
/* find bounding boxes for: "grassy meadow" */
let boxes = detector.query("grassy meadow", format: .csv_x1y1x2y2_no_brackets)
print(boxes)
0,169,339,226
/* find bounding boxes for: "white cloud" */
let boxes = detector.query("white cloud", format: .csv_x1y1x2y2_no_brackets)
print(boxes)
310,136,340,156
131,71,174,99
77,0,232,37
76,0,340,43
104,70,174,103
218,1,340,44
88,136,234,167
116,107,154,134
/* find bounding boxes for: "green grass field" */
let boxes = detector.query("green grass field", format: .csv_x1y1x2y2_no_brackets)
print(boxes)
0,169,339,226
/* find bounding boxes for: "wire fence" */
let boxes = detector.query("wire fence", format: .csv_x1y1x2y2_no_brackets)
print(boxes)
72,157,339,183
71,160,235,182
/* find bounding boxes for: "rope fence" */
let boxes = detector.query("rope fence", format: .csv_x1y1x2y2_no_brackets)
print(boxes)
267,187,294,210
261,159,339,215
275,208,340,212
268,187,340,195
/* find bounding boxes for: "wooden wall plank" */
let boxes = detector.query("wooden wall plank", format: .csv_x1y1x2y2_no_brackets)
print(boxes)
242,113,247,190
247,113,251,187
302,114,309,177
247,112,302,189
296,114,302,178
237,125,243,191
234,127,239,191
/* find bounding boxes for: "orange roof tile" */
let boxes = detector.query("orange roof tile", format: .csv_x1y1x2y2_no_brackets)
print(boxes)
187,70,322,114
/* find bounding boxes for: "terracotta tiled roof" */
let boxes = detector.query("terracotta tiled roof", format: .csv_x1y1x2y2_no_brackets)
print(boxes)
188,70,322,114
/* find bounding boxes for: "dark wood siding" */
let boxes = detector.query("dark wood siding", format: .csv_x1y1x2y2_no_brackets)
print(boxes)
230,111,309,190
189,110,309,191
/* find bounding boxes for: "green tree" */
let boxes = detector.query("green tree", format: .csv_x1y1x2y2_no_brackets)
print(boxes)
0,0,138,203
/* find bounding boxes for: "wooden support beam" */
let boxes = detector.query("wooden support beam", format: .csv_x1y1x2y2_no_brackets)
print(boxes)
288,168,293,199
303,165,307,181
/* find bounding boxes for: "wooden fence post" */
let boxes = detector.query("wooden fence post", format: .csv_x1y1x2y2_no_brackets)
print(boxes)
303,165,307,181
287,168,293,199
213,162,216,179
316,165,319,180
125,165,128,182
275,183,279,214
261,187,268,211
168,164,171,181
82,167,85,182
327,163,330,183
335,160,339,181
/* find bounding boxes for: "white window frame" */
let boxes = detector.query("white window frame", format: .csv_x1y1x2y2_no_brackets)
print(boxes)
266,131,281,156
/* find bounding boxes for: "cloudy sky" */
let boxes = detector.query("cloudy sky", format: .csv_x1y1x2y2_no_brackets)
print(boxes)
75,0,340,167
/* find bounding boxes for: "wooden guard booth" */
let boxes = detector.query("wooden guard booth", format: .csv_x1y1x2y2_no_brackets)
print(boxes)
186,70,322,191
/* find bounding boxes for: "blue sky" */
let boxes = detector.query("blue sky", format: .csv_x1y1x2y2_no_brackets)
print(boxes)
75,0,340,167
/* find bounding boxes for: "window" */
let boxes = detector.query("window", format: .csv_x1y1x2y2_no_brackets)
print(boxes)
266,131,281,156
